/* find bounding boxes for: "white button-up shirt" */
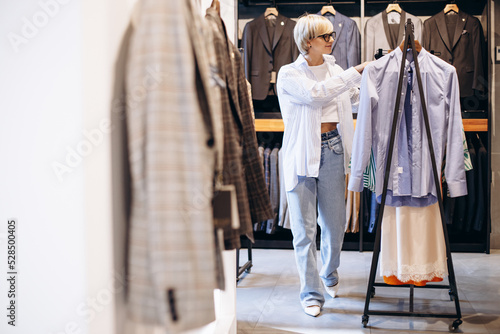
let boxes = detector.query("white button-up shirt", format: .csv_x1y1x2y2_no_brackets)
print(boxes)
348,47,467,206
277,54,361,192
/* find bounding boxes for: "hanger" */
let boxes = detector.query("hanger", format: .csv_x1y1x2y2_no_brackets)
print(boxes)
211,0,220,16
264,0,278,18
444,1,459,14
386,1,402,14
399,39,422,53
374,48,389,60
321,5,336,15
264,7,278,18
321,1,336,16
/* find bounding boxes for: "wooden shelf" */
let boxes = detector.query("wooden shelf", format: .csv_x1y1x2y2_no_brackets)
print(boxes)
255,118,487,132
462,119,488,132
255,119,285,132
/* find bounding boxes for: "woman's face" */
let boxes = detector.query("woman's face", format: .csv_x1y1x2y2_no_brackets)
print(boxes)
308,32,334,57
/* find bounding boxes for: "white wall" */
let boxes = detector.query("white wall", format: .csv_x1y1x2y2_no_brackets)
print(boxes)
0,0,87,333
0,0,136,333
0,0,240,333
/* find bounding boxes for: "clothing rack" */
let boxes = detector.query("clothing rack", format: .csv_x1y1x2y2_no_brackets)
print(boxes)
236,237,253,282
361,18,462,331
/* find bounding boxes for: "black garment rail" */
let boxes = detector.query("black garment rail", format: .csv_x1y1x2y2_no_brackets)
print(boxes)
361,19,463,332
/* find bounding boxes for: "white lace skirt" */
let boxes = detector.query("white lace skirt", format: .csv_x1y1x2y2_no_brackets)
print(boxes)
380,202,448,285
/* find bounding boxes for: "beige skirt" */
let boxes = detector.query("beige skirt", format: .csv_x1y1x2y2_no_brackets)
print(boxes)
380,202,448,286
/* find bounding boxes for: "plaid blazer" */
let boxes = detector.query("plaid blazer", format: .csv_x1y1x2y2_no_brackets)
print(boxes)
231,40,273,226
206,8,249,249
206,8,272,249
125,0,220,330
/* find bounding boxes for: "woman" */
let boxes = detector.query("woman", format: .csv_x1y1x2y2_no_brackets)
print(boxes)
276,14,369,317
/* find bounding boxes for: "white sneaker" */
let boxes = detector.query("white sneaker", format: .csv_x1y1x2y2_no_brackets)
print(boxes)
325,282,339,298
304,305,321,317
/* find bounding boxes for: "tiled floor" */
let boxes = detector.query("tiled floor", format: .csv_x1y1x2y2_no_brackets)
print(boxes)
236,249,500,333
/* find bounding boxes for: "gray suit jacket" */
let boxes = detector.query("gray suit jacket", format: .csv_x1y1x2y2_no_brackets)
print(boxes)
126,0,219,330
318,11,361,70
242,13,299,100
364,10,422,61
423,10,486,98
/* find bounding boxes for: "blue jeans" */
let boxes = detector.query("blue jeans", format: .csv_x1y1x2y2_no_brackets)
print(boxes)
286,129,346,308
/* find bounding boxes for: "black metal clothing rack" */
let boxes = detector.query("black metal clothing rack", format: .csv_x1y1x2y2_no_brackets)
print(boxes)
361,18,463,331
236,237,253,282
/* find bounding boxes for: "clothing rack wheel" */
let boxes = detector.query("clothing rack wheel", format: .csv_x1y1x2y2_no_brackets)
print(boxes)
450,319,463,332
360,18,462,332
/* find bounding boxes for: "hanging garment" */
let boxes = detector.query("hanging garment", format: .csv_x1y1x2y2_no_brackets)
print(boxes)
364,10,422,61
345,174,361,233
446,135,477,230
266,144,280,234
264,147,271,191
350,46,467,286
367,192,379,233
381,202,448,285
125,0,220,330
278,148,291,229
318,11,361,70
473,136,487,231
242,13,299,100
422,10,486,98
463,136,478,230
206,8,273,249
348,47,467,205
206,7,250,249
231,39,274,226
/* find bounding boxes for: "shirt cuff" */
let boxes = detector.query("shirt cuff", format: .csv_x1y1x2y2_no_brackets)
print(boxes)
447,180,468,198
341,67,362,89
347,175,364,192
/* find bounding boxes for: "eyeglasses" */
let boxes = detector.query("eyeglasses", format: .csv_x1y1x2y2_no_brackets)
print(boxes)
316,32,336,42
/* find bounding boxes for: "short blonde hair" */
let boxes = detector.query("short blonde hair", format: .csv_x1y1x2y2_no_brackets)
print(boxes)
294,14,334,55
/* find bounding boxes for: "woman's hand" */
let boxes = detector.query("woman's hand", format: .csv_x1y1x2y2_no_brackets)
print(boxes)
354,61,371,74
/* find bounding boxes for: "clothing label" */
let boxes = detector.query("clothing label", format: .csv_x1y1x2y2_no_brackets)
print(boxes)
213,185,240,229
270,71,276,84
397,167,403,174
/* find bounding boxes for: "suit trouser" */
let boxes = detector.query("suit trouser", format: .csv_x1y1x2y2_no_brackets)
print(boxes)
286,130,346,308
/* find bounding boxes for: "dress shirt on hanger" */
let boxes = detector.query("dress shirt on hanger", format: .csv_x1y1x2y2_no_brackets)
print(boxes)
349,47,467,205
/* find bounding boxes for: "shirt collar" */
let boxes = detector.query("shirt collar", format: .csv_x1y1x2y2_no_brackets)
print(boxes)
393,45,427,66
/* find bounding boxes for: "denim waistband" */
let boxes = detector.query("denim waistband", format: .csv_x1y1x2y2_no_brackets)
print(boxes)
321,128,339,141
